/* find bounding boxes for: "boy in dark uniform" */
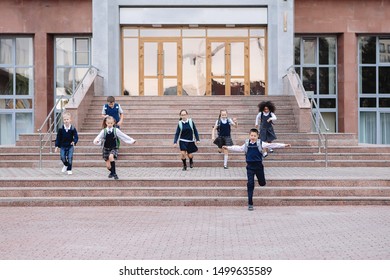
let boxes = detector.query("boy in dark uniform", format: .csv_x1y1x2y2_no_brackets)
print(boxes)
223,128,290,211
102,96,124,128
54,112,79,175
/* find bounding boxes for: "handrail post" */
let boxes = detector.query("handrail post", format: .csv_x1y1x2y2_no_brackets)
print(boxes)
39,131,43,169
49,117,53,153
325,134,328,168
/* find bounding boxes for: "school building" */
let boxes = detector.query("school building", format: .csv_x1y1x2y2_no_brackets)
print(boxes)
0,0,389,145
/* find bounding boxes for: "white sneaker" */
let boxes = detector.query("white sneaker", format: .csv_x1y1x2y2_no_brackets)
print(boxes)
61,166,67,173
67,171,73,175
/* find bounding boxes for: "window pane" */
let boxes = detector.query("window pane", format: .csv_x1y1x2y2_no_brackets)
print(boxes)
319,37,336,65
322,112,336,133
144,42,158,76
74,68,88,91
381,113,390,144
249,29,265,37
379,98,390,107
379,38,390,63
211,78,225,95
0,68,13,95
56,38,73,66
75,38,89,52
359,36,376,64
211,42,225,76
319,98,336,108
230,78,244,95
56,68,73,96
230,42,244,76
319,67,336,95
303,38,316,64
359,112,377,144
302,67,316,93
360,67,376,93
163,42,177,76
0,39,13,65
75,52,89,65
379,67,390,93
208,29,248,37
360,98,376,108
15,68,33,95
140,29,181,37
294,37,300,65
123,29,138,37
16,38,33,65
163,79,177,96
0,113,14,145
16,112,33,141
15,99,32,109
0,99,13,109
182,38,206,96
250,38,265,95
123,38,139,96
182,29,206,37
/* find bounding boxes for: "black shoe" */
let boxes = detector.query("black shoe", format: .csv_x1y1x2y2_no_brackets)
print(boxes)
189,161,194,168
182,166,187,171
108,173,114,178
248,205,254,211
113,174,119,180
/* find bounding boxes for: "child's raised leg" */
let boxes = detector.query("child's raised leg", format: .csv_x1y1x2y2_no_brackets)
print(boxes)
223,149,229,169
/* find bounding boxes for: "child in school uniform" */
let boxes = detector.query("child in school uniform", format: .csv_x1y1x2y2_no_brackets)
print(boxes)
93,116,136,180
255,101,277,157
173,109,200,171
211,109,237,169
223,128,290,211
55,112,79,175
102,96,124,128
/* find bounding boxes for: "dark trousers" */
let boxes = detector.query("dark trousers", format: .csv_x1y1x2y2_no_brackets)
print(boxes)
60,146,74,171
246,161,266,205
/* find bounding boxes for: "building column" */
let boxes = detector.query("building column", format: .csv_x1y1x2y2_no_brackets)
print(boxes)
338,32,358,134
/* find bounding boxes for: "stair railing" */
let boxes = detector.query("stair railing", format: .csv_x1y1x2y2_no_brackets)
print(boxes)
286,66,330,167
37,66,98,169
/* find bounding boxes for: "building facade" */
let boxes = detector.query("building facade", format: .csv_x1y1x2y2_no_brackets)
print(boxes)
0,0,389,145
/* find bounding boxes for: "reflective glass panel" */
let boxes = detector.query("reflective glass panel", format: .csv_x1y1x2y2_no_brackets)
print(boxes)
76,52,89,65
74,68,88,90
379,98,390,107
144,78,158,96
56,67,73,96
123,38,139,96
0,39,12,65
182,38,206,96
140,29,180,37
163,79,177,96
319,67,336,95
379,67,390,93
211,42,225,76
360,66,376,94
359,112,377,144
144,42,158,76
0,99,13,109
0,113,14,145
230,78,244,95
303,38,316,64
76,38,89,52
182,29,206,37
211,78,225,95
379,37,390,63
359,36,376,64
249,29,265,37
15,68,33,95
16,38,33,65
230,42,244,76
302,67,317,93
0,68,13,95
56,38,73,66
319,37,336,65
381,113,390,144
163,42,177,76
294,37,301,65
319,98,336,108
16,112,33,140
15,99,32,109
360,98,376,108
322,112,336,133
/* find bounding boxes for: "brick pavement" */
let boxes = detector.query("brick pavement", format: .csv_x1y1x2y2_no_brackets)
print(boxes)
0,206,389,260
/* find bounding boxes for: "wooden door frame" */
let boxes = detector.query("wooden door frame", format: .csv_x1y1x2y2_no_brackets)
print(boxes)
206,38,249,96
139,38,182,96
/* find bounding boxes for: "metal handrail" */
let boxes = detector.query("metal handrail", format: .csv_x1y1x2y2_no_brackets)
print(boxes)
286,66,330,167
37,65,98,168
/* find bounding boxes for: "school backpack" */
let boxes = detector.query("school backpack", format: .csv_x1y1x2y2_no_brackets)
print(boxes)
178,119,195,140
244,139,263,154
103,127,120,148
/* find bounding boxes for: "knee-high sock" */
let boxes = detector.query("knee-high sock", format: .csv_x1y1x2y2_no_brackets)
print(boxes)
182,159,187,166
110,161,116,175
224,154,228,166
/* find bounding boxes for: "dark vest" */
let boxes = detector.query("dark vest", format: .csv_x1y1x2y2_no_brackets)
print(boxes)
246,143,263,162
218,120,231,137
104,130,117,148
105,103,120,123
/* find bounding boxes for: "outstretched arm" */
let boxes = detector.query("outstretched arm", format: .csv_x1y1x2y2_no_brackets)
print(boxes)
262,142,290,149
223,143,245,152
116,129,136,144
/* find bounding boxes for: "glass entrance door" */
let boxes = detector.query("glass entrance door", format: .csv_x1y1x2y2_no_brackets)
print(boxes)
206,39,249,95
139,38,182,96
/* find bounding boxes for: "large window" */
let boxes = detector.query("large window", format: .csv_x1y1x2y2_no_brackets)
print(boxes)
54,37,91,126
0,37,33,145
359,36,390,144
294,36,338,132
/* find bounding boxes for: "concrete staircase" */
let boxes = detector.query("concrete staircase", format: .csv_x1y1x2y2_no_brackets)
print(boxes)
1,95,390,206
